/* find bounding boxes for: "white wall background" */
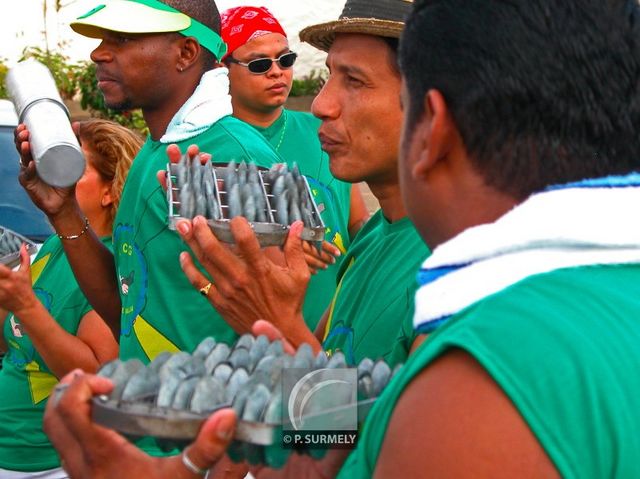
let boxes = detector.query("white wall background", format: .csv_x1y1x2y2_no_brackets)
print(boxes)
0,0,344,77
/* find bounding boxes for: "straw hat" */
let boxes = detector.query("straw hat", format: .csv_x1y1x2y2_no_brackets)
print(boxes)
299,0,413,52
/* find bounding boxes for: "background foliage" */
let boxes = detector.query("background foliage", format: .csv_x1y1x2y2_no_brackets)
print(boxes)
0,46,326,135
291,69,326,97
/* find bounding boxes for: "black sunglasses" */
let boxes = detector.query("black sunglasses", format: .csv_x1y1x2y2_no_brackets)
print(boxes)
227,51,298,74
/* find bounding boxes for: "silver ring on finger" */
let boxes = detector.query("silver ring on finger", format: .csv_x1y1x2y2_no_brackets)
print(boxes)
181,449,208,476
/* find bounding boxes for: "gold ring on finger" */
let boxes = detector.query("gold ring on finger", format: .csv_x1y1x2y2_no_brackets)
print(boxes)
199,282,213,297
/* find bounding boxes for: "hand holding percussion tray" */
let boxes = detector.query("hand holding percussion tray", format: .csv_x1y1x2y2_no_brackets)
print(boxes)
167,156,325,247
92,334,400,468
0,226,38,268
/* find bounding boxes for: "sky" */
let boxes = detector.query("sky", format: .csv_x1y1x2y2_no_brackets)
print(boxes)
0,0,343,76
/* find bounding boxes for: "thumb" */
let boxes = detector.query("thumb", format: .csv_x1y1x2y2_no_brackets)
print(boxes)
180,409,236,475
156,169,168,191
252,320,297,355
284,221,311,281
18,243,31,273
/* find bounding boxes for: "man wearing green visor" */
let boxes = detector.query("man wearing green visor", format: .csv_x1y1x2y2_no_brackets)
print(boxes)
71,0,229,63
15,0,282,455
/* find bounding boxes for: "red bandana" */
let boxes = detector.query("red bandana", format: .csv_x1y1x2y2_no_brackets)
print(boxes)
221,6,287,61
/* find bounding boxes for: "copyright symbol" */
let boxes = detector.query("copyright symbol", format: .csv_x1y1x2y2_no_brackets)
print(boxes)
283,434,292,444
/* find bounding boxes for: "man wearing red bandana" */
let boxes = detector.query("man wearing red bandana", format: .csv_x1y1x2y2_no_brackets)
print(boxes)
221,6,369,331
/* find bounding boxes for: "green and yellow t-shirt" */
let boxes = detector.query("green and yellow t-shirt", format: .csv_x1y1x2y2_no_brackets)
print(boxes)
0,235,110,472
322,210,430,367
114,116,283,363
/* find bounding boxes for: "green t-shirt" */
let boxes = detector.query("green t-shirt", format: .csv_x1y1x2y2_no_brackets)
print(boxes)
322,210,430,366
340,264,640,478
251,109,353,330
115,115,282,363
0,235,110,472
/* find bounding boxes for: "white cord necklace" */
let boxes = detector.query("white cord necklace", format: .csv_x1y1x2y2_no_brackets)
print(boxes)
274,110,287,152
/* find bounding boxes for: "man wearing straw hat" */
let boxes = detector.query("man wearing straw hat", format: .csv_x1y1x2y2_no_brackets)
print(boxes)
176,0,431,370
218,5,370,332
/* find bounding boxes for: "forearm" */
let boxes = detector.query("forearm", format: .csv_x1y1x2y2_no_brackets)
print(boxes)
51,207,121,336
283,314,323,354
14,303,110,377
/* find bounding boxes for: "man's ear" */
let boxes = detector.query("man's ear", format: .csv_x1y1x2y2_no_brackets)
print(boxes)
176,37,201,72
413,89,456,179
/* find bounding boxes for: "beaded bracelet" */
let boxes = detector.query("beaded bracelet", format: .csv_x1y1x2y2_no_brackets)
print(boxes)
57,217,90,241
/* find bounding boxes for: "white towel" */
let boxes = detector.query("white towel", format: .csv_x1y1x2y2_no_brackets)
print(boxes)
160,67,233,144
414,175,640,332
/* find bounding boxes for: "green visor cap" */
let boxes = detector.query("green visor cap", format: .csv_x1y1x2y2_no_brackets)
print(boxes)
71,0,227,60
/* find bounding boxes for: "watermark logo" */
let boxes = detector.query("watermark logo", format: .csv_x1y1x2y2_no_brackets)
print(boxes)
281,368,358,449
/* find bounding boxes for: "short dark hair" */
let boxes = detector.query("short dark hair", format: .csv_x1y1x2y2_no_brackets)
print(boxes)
165,0,220,65
381,37,400,76
400,0,640,199
165,0,220,33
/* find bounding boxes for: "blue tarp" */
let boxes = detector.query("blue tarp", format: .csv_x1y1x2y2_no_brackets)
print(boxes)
0,126,53,242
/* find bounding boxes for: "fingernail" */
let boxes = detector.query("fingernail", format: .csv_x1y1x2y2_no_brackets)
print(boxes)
177,221,189,235
216,411,235,441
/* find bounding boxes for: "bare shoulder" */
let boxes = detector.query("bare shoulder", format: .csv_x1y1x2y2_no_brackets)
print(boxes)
374,348,560,478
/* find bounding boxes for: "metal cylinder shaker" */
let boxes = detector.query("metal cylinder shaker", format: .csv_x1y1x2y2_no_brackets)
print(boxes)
6,58,85,188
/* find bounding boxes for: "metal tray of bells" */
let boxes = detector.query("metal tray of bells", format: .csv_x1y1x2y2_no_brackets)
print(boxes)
92,396,377,445
0,225,38,268
166,161,325,247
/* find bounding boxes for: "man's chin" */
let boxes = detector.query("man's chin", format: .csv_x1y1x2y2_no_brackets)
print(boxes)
104,99,133,111
328,160,356,185
264,98,287,110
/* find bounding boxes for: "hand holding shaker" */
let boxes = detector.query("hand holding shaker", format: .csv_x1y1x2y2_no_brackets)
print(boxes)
6,58,85,188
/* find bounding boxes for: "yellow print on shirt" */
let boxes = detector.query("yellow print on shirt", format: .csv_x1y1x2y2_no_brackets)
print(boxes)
323,257,356,341
133,315,180,361
26,361,57,405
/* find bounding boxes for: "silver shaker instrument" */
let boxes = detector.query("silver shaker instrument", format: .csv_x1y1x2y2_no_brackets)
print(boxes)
6,58,85,188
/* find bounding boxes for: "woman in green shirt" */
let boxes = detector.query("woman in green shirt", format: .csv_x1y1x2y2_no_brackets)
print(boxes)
0,119,141,477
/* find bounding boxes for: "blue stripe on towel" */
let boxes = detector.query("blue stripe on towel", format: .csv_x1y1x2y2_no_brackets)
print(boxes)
546,172,640,191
